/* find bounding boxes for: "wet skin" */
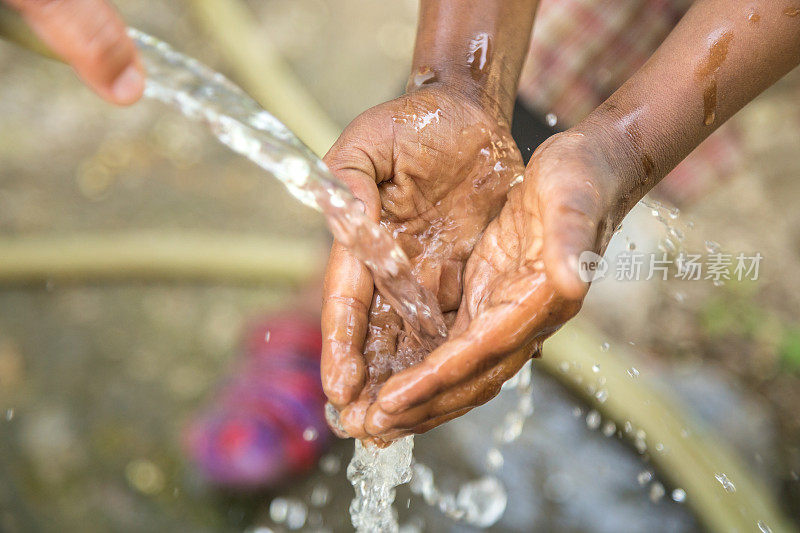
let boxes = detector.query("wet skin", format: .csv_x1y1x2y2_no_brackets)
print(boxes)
323,0,800,441
366,132,620,440
324,125,628,442
321,85,526,440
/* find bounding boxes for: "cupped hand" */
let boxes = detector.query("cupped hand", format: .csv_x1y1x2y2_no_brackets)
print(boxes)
321,85,524,440
3,0,143,104
362,131,623,439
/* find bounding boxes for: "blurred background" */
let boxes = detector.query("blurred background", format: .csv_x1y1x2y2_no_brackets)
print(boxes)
0,0,799,531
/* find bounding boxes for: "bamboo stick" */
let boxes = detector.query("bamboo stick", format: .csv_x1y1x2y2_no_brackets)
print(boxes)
0,232,321,285
187,0,340,157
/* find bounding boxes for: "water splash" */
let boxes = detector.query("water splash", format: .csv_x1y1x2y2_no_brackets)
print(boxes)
714,472,737,493
347,437,414,532
130,28,447,351
406,361,533,528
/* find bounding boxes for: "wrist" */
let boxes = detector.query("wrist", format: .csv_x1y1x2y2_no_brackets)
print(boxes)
572,104,663,225
405,64,516,123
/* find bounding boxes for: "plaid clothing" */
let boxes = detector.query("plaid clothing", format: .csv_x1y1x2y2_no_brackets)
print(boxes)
518,0,740,205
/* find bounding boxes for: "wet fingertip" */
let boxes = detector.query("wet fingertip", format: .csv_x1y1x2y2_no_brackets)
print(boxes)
340,402,371,439
364,405,393,435
322,381,359,411
376,389,404,414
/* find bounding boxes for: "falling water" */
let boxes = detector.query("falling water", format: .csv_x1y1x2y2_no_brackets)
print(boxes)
130,28,447,351
127,28,454,532
347,437,414,532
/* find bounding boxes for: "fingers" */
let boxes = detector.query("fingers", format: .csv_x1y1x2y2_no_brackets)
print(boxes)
377,408,472,442
320,142,383,409
320,241,371,408
376,277,554,414
365,349,530,435
6,0,144,105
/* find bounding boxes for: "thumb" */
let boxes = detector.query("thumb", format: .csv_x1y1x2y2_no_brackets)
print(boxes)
538,178,605,301
6,0,144,105
318,132,385,409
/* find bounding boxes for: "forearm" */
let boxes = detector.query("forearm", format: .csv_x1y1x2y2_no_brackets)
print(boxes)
579,0,800,217
409,0,538,121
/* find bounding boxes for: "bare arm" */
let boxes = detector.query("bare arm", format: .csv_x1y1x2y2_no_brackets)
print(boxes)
409,0,538,120
581,0,800,220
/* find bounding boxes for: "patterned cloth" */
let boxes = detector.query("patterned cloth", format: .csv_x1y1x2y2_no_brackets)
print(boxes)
185,312,329,488
518,0,741,205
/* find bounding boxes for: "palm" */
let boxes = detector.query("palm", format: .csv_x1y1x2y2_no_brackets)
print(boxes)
322,86,524,438
364,133,615,439
374,88,523,311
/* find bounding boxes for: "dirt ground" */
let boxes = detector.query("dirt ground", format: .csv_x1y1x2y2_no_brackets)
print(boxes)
0,1,798,531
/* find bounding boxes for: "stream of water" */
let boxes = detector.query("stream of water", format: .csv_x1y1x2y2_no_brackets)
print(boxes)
129,28,455,532
130,28,447,352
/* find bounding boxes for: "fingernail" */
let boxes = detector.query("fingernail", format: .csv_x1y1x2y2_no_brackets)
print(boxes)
112,64,144,104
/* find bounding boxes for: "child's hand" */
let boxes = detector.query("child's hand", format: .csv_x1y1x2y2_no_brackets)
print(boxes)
320,85,525,439
3,0,144,104
363,131,622,438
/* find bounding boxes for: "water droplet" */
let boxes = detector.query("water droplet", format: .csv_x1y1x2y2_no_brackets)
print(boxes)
409,67,437,89
635,437,648,454
592,363,600,373
714,473,736,492
125,459,165,495
270,498,289,523
285,499,308,530
310,484,330,507
545,113,558,127
5,408,14,421
638,471,653,485
627,367,640,378
303,427,318,441
320,454,341,475
600,342,610,352
571,406,582,418
671,488,686,502
264,330,271,343
558,361,570,373
602,421,617,437
585,410,601,430
485,447,504,471
649,482,665,502
595,389,608,403
758,520,773,533
500,412,525,443
456,476,508,528
705,240,721,254
467,33,492,78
